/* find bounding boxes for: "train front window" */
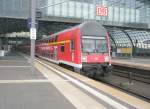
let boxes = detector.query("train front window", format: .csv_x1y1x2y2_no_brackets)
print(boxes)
82,37,107,53
95,40,107,52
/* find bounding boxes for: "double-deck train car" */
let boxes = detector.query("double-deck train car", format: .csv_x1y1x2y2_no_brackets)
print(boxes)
35,21,112,78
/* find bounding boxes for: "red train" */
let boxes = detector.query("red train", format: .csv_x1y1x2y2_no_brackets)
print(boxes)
21,22,111,77
22,22,112,78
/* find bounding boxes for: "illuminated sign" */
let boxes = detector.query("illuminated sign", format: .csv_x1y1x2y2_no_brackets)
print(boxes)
96,6,108,16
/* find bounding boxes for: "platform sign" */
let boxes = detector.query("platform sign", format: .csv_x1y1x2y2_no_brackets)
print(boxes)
96,6,108,16
30,28,36,40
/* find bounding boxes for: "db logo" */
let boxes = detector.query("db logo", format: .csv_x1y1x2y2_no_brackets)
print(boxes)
96,6,108,16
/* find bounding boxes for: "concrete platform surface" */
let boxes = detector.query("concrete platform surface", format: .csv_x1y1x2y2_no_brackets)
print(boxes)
112,58,150,71
0,52,76,109
0,52,45,80
0,52,150,109
0,83,76,109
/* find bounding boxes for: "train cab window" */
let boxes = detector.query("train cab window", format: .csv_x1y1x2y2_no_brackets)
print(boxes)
82,37,107,53
70,40,75,50
61,44,65,52
82,39,95,52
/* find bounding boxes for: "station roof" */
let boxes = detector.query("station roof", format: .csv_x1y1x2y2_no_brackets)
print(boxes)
108,28,150,49
0,18,28,34
0,16,81,35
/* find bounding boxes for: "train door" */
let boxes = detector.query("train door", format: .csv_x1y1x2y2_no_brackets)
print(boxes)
70,40,75,62
54,46,58,60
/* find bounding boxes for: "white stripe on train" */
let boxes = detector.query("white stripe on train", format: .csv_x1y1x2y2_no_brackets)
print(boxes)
37,55,82,69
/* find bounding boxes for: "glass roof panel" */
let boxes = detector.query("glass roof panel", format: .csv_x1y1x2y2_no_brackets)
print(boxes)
109,29,132,47
125,30,150,48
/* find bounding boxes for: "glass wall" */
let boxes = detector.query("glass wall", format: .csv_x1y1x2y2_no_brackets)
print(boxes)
0,0,30,18
0,0,47,18
0,0,150,28
45,0,150,27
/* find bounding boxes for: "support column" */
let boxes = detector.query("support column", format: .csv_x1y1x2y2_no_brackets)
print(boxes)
30,0,36,72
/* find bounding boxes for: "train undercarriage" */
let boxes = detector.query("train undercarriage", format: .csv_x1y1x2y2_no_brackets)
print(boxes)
81,63,112,79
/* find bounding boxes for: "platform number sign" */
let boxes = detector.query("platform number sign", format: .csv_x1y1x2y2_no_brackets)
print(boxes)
96,6,108,16
30,28,36,40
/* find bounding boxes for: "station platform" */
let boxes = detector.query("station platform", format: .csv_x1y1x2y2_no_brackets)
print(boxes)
112,58,150,71
0,52,76,109
0,52,150,109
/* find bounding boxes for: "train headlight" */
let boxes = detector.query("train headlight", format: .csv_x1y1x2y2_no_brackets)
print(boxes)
82,56,87,62
104,56,109,62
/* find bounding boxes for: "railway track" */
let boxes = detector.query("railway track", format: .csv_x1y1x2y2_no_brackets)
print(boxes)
102,76,150,102
106,68,150,102
37,57,150,102
112,69,150,84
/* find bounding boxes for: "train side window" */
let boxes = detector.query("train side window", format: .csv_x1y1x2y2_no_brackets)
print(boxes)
61,44,64,52
70,40,75,50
